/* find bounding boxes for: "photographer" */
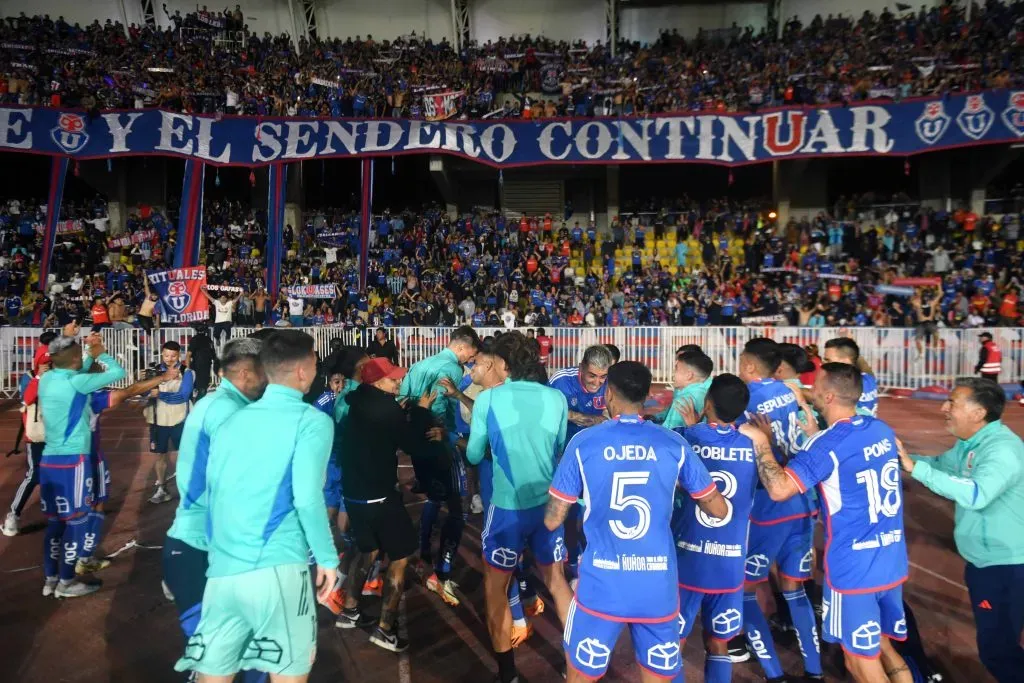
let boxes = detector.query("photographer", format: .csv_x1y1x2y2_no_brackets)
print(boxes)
144,341,194,505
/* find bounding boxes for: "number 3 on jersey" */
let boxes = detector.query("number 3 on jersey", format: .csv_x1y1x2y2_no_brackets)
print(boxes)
696,470,736,528
855,461,901,524
610,471,652,540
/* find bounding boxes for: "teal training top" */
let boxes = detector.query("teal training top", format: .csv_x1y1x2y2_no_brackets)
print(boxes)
911,420,1024,568
331,378,359,458
205,384,338,577
659,377,712,430
38,354,126,456
166,378,253,551
400,348,463,430
466,379,568,510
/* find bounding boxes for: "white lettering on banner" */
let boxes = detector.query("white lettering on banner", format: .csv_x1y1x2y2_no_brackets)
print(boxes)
155,112,194,154
363,121,403,152
611,119,654,161
102,112,143,153
284,121,319,159
478,123,516,162
442,123,481,157
575,121,612,159
253,122,283,162
717,116,759,162
603,445,657,461
406,121,441,150
801,110,846,154
653,117,696,159
196,116,231,163
850,106,894,152
539,121,572,160
0,108,32,149
321,121,359,155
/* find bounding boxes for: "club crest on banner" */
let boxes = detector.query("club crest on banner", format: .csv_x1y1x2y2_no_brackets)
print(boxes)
1001,91,1024,137
166,280,191,313
50,113,89,154
914,101,950,145
956,95,994,140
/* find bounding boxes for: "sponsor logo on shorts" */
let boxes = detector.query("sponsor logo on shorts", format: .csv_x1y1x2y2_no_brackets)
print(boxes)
800,549,814,574
893,618,907,636
677,613,687,637
745,554,770,577
646,641,680,672
711,608,742,635
490,547,518,568
851,621,882,651
576,637,611,670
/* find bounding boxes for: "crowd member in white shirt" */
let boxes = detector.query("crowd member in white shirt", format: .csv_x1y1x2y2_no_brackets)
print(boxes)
199,286,241,344
287,293,306,326
500,308,516,329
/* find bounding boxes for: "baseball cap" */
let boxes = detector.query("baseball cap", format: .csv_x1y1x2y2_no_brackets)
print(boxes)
359,357,406,384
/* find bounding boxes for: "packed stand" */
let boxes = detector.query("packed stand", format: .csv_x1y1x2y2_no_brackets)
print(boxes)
1,1,1023,118
4,191,1023,332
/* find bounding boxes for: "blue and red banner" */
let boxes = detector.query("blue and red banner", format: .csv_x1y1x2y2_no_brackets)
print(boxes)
173,159,205,268
266,163,288,299
147,267,209,324
7,91,1024,167
38,156,69,291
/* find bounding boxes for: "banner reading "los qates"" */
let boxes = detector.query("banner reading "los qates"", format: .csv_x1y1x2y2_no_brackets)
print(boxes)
5,91,1023,167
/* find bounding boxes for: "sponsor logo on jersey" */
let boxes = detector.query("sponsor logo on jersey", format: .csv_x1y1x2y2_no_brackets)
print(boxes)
620,554,669,571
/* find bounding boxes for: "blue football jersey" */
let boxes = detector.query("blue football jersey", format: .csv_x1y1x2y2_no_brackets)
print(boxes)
314,390,335,416
453,373,474,435
741,378,814,523
89,390,114,456
785,416,908,593
672,423,758,592
549,367,607,440
857,373,879,416
550,415,716,621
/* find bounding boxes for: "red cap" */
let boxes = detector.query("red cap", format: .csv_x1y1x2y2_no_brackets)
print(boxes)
33,345,51,372
360,357,407,384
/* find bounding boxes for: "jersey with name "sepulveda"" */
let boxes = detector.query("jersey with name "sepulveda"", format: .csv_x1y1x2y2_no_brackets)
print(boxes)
550,416,716,621
672,423,759,592
740,378,814,524
784,415,908,593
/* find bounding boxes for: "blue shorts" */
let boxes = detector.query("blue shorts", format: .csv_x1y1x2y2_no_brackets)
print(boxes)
90,450,110,504
151,423,185,454
822,584,906,659
39,454,93,521
745,516,814,583
678,587,744,642
162,536,209,636
323,460,343,512
564,597,681,679
481,503,565,571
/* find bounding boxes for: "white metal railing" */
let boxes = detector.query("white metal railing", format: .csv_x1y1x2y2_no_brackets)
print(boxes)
1,326,1020,398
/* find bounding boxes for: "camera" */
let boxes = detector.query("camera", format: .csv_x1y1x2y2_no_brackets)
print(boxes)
143,363,163,380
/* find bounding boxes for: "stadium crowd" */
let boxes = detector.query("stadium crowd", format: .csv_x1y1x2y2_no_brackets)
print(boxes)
0,0,1022,118
2,191,1024,331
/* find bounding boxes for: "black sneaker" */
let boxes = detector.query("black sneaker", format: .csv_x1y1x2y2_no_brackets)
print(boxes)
804,675,825,682
727,635,751,663
369,625,409,653
769,614,795,633
334,607,370,629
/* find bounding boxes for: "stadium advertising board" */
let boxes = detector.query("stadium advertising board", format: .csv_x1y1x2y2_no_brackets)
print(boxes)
5,91,1023,167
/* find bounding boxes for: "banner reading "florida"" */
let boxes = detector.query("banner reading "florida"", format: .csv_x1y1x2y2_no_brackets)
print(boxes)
147,267,209,324
6,91,1023,167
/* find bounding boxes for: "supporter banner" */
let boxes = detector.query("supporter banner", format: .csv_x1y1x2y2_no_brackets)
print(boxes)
34,219,82,235
266,163,288,298
741,314,787,325
173,159,205,268
7,91,1024,167
423,91,463,122
876,284,916,297
147,267,209,323
892,277,941,286
285,284,335,298
38,157,69,292
107,228,158,248
206,284,243,293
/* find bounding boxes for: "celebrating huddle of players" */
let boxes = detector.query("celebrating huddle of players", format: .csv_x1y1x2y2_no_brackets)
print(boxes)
526,335,912,683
